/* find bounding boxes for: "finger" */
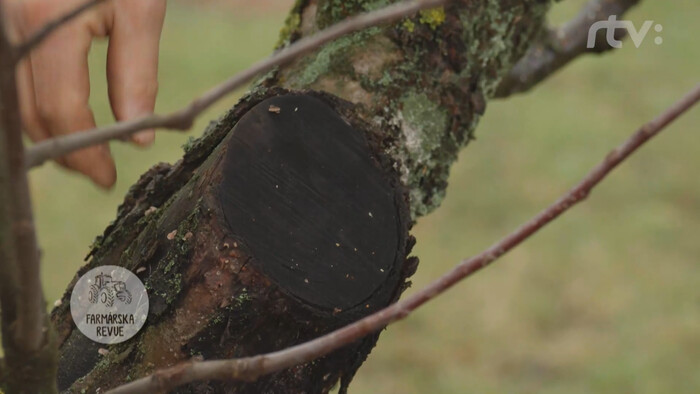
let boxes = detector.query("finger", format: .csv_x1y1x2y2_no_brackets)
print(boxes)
7,1,47,142
16,56,48,142
29,9,116,188
15,55,68,167
8,2,67,167
107,0,166,147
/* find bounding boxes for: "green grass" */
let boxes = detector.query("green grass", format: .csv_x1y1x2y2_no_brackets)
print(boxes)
29,1,700,393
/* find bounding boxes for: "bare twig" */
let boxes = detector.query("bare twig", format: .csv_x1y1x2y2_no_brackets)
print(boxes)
25,0,450,168
495,0,641,98
14,0,109,59
0,84,20,345
107,84,700,394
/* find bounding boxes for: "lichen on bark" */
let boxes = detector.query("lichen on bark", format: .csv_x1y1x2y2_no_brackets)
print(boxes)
275,0,551,217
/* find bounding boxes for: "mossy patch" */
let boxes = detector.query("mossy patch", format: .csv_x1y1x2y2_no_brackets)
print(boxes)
144,204,201,318
419,7,446,30
400,92,447,163
276,0,306,48
286,27,381,88
402,19,416,33
275,0,552,218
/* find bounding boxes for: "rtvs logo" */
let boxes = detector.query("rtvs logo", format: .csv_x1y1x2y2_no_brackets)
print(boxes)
588,15,663,49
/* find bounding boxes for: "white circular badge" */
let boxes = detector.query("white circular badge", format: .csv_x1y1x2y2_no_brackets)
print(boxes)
70,265,149,344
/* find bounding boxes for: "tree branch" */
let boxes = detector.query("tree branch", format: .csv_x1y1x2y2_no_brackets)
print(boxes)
0,114,20,387
14,0,108,59
25,0,450,168
107,84,700,394
0,4,45,356
495,0,641,98
0,3,57,392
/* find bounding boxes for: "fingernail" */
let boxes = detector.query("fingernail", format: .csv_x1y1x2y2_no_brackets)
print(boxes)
132,129,155,147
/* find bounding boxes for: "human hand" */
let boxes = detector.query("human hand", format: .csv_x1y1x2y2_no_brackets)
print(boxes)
4,0,166,188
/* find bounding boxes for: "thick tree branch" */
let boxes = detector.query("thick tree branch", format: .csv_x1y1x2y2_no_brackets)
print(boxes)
25,0,450,168
495,0,640,98
14,0,108,59
107,84,700,394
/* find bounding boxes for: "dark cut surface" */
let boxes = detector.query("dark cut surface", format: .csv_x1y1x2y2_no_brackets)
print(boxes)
218,94,402,312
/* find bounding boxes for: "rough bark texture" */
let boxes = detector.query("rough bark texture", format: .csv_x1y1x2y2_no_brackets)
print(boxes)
51,0,551,392
274,0,550,216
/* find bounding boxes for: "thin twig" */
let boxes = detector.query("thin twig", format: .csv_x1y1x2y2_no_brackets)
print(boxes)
107,84,700,394
25,0,450,168
14,0,109,59
495,0,640,98
0,83,20,348
0,5,57,393
0,4,46,355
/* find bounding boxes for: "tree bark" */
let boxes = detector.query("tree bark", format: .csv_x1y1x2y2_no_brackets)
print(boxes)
51,0,551,392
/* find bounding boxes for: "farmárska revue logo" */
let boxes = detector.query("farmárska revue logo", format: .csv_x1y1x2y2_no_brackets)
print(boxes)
70,265,149,344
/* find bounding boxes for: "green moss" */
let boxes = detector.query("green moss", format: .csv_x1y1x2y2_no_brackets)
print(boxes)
276,0,303,48
181,136,197,154
400,92,446,160
234,288,251,308
419,7,446,30
211,312,225,325
402,19,415,33
317,0,393,28
395,91,449,216
163,259,176,274
276,0,552,218
458,0,549,97
144,203,202,316
288,27,381,87
165,273,183,298
361,0,391,12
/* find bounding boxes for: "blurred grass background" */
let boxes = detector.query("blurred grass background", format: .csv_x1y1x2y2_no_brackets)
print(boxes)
29,0,699,393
